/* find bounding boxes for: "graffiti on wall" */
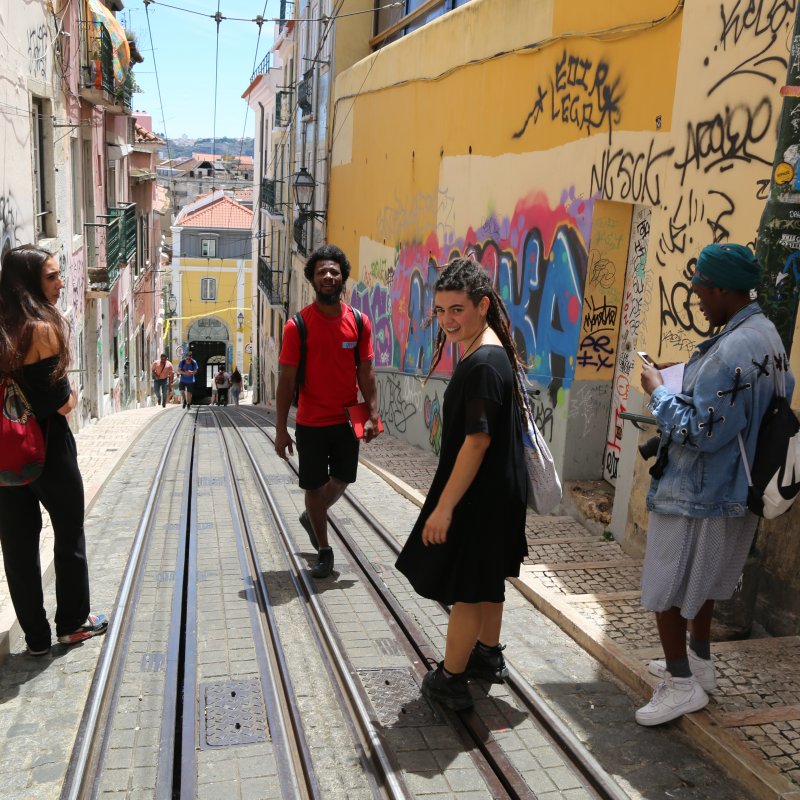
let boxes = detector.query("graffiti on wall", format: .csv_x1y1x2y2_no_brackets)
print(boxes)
358,194,593,402
589,0,791,357
575,203,630,382
28,24,48,80
380,196,591,403
603,206,652,485
514,49,624,140
0,193,23,258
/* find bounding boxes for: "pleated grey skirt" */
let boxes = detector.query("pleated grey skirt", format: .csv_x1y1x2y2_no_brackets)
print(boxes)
640,511,758,619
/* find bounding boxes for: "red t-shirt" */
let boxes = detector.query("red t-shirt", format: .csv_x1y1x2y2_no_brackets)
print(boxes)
279,303,374,426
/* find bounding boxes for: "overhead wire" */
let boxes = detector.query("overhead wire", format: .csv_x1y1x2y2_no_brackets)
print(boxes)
140,0,401,25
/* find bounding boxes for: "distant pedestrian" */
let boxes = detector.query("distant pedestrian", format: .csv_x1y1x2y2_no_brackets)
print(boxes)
637,244,794,726
230,366,243,405
214,364,231,406
0,245,108,655
395,258,528,711
151,353,174,408
275,244,380,579
178,349,198,409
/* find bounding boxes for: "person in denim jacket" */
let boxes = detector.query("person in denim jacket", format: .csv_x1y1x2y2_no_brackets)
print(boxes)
636,243,794,726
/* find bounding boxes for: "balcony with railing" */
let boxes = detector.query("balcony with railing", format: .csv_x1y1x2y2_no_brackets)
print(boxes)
258,256,284,306
251,52,271,83
297,72,313,116
79,20,134,113
85,202,137,295
260,178,283,217
293,217,308,256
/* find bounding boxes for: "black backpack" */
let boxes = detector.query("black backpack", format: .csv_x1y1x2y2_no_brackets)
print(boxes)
292,306,364,405
739,357,800,519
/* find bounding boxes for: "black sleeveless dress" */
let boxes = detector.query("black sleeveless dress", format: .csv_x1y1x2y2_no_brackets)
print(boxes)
395,345,528,604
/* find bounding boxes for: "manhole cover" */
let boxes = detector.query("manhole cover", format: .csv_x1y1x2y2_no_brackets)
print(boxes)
200,679,269,748
358,668,441,727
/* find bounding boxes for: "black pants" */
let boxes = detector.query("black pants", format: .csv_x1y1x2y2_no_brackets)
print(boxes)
0,419,89,649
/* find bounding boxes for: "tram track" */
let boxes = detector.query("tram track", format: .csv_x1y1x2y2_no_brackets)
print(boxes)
239,404,628,800
59,402,628,799
61,407,408,800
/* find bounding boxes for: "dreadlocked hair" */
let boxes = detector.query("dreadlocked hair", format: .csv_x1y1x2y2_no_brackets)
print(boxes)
424,257,530,419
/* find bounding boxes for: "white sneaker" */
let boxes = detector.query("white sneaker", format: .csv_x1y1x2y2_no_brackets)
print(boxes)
635,673,708,726
648,650,717,693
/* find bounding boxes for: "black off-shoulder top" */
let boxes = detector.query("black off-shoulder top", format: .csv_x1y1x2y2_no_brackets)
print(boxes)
20,356,71,420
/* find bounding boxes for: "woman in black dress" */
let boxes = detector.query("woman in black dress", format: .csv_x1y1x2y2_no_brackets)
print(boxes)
396,258,528,710
0,245,108,655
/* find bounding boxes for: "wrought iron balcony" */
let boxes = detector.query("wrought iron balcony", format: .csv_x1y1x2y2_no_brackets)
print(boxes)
251,52,271,83
86,202,136,294
260,178,281,216
293,217,308,256
79,21,133,114
258,256,283,305
297,72,313,115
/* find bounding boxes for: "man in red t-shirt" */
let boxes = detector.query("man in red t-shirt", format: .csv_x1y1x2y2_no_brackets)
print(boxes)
275,244,381,578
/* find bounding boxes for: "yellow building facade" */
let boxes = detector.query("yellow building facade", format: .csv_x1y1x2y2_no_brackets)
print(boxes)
170,193,253,398
328,0,799,559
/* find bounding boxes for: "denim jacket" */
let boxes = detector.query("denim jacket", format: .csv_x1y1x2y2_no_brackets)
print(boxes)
646,303,794,517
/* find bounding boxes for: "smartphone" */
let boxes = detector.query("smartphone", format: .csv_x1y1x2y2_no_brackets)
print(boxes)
636,351,656,367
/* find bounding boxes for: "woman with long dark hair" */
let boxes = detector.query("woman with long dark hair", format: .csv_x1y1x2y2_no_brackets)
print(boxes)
396,257,528,710
230,366,243,405
0,245,107,655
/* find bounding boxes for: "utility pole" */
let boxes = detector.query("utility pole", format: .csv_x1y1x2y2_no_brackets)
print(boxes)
756,10,800,352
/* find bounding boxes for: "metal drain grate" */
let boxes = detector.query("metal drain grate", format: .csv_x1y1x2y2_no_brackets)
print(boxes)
200,679,269,748
358,668,442,727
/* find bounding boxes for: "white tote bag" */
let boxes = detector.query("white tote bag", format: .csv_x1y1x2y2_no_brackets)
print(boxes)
518,372,562,515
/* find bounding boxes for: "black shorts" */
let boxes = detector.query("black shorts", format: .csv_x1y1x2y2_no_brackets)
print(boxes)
295,423,359,490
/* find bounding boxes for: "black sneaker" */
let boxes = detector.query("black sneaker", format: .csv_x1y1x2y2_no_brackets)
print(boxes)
311,547,334,578
464,643,509,684
421,663,473,711
299,511,319,551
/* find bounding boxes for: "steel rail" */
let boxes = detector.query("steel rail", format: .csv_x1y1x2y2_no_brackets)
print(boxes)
223,409,412,800
245,406,628,800
239,409,524,798
60,411,189,800
341,491,630,800
210,410,318,799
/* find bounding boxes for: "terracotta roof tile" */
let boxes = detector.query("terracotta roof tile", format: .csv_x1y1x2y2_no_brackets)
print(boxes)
135,124,165,145
177,195,253,229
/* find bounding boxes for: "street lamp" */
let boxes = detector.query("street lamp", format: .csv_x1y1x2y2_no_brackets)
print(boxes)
167,294,177,313
237,311,244,330
292,167,325,219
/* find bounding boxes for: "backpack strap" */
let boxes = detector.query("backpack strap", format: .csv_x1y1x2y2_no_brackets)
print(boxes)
351,306,364,367
293,312,307,403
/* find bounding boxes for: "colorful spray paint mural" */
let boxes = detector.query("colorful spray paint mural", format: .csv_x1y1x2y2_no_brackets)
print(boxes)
352,193,591,400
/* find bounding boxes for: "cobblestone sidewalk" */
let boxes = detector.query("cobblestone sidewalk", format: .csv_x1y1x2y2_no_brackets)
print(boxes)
361,430,800,800
0,405,167,659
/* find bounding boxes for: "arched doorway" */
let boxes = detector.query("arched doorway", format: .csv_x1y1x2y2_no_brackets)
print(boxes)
187,317,230,404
